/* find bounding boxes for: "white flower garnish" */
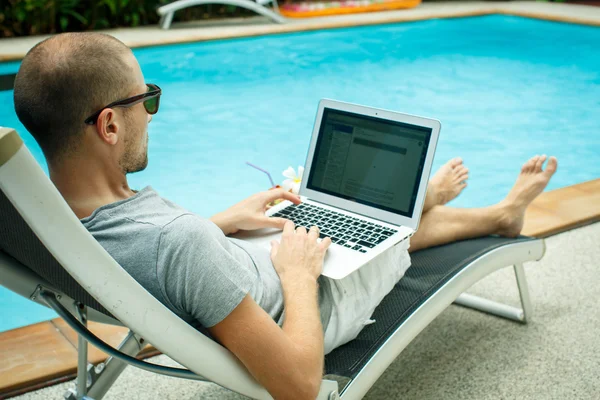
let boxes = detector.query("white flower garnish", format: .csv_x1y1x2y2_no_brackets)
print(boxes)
281,166,304,195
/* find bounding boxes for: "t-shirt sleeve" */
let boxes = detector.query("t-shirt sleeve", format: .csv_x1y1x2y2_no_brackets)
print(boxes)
156,214,255,328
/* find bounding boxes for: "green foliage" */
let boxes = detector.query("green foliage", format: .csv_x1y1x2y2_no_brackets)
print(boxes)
0,0,255,37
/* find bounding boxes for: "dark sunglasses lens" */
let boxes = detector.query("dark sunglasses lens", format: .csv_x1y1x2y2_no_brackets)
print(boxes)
144,96,159,114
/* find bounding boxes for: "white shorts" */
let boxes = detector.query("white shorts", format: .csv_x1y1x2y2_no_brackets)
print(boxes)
323,239,412,355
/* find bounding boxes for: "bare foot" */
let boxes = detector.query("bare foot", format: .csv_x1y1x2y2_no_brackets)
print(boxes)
498,155,558,237
429,157,469,206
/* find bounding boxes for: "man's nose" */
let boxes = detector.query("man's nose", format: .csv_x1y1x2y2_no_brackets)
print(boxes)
148,113,153,123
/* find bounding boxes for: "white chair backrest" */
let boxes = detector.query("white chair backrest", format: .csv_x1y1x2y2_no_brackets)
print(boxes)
0,127,273,399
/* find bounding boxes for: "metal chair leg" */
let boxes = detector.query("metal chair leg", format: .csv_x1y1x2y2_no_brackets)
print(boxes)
64,301,144,400
514,263,533,322
76,305,89,398
160,13,174,29
86,331,145,400
454,264,533,324
64,304,91,400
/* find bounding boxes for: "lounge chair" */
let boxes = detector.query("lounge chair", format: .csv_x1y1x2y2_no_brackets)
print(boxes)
156,0,285,29
0,126,543,399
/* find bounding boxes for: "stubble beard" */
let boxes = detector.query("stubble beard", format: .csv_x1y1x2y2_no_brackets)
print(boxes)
121,132,148,174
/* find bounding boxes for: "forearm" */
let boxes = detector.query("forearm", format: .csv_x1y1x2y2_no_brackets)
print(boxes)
279,274,324,389
208,293,323,400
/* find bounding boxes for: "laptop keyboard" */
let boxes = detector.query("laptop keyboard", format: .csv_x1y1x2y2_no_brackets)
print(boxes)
270,203,398,253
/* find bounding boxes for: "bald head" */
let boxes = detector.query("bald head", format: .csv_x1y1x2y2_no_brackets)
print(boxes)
14,33,137,163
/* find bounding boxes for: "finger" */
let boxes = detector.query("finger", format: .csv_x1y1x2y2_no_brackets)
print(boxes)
270,240,279,259
283,220,295,235
318,237,332,252
265,188,301,205
295,225,307,235
263,216,290,230
279,190,302,205
308,225,320,241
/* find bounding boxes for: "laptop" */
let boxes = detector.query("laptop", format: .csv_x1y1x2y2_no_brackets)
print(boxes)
235,99,440,279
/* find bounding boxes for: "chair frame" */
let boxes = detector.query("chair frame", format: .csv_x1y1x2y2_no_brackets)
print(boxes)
0,127,544,399
156,0,285,29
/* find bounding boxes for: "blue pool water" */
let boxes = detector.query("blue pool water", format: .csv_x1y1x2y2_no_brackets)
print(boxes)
1,15,599,331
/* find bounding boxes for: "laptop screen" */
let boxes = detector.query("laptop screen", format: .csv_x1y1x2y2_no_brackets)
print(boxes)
306,107,432,217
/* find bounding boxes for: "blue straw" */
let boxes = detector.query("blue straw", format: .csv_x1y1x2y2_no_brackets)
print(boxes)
246,162,276,188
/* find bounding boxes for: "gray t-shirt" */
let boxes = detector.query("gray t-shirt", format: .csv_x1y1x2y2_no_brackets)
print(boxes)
81,187,332,330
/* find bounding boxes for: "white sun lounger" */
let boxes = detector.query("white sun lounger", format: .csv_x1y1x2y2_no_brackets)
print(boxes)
0,127,543,399
157,0,285,29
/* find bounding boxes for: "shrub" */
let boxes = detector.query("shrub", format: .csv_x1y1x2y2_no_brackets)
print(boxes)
0,0,255,37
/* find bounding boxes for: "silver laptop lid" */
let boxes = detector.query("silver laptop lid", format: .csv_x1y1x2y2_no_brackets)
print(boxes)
299,99,440,231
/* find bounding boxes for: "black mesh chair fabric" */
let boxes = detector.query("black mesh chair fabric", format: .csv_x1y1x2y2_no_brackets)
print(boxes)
0,189,114,318
324,235,533,379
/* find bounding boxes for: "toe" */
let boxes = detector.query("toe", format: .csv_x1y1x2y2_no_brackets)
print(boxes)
456,168,469,179
455,165,468,175
457,175,469,184
535,155,547,172
449,157,463,168
522,156,537,173
532,155,540,171
544,156,558,176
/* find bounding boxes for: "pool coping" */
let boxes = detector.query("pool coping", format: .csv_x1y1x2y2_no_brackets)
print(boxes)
1,179,599,398
1,2,600,62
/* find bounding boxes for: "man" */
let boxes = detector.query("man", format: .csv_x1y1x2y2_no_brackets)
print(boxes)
13,33,556,400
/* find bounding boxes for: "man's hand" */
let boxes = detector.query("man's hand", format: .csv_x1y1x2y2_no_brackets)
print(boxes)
210,189,301,235
270,221,331,283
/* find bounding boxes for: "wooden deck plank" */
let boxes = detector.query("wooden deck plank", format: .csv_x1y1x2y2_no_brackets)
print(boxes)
573,179,600,194
524,179,600,237
0,322,78,396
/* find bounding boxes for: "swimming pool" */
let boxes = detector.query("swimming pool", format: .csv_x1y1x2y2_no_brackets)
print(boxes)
1,15,599,332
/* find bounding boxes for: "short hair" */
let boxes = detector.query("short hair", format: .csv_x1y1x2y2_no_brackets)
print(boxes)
14,33,136,163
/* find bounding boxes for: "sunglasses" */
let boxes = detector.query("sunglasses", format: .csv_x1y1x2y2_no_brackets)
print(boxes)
84,83,162,125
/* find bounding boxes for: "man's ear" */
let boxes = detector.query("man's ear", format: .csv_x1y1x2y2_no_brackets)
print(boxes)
95,108,120,146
